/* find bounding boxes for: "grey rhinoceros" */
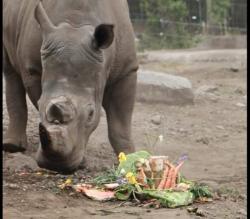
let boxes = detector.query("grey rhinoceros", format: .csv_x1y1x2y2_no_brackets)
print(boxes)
3,0,138,173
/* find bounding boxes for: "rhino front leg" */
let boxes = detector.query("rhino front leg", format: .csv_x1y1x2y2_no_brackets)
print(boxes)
3,50,28,152
103,71,137,155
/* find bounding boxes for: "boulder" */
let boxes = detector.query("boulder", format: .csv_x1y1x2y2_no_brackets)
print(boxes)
136,70,194,105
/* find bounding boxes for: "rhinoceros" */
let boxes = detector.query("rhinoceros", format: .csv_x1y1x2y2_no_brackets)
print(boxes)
3,0,138,173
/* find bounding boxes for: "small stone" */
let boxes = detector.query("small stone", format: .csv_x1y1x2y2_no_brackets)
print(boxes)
195,85,218,94
235,102,246,108
195,208,206,217
195,85,220,103
230,67,239,72
178,128,187,133
207,206,215,210
187,206,198,213
239,194,246,200
207,93,219,102
216,125,225,130
212,192,221,200
122,202,134,207
196,137,209,145
231,198,237,202
237,208,247,216
221,194,228,199
5,183,19,189
234,88,244,95
151,115,161,125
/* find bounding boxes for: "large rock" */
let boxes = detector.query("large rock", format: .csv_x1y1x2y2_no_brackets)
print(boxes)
136,70,194,105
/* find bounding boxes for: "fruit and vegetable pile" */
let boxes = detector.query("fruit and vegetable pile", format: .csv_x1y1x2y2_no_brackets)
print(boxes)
60,151,213,208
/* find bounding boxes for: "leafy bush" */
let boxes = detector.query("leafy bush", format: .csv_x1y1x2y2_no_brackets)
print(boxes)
138,0,195,50
210,0,231,25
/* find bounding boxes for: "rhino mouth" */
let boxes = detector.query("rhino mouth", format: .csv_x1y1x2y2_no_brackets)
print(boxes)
36,151,78,174
37,123,80,173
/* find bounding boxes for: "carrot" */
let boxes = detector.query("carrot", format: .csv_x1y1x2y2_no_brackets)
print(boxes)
164,165,175,189
157,165,169,190
170,161,185,188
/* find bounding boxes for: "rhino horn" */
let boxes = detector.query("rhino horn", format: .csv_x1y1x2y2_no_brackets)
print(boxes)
34,1,56,33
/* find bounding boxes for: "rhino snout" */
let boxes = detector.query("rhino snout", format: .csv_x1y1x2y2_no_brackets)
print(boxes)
39,123,72,155
45,96,76,124
37,122,84,173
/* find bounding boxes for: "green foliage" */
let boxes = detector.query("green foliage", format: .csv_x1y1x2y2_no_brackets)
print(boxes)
210,0,231,25
117,150,151,175
189,183,213,199
142,190,195,208
136,0,233,50
137,31,195,51
141,0,188,22
138,0,194,50
115,184,135,200
90,167,120,186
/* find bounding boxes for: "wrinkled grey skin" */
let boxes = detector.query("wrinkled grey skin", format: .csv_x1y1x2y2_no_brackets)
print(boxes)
3,0,138,173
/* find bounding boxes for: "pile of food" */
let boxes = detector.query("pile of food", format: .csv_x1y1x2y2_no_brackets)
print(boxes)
60,151,212,208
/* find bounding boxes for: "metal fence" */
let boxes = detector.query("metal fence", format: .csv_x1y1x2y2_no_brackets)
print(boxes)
128,0,247,50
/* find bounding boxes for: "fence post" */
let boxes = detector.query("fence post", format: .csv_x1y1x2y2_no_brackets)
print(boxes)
202,21,206,35
206,0,212,34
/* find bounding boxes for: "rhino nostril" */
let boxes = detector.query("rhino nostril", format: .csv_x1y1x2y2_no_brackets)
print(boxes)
48,104,64,123
45,97,76,124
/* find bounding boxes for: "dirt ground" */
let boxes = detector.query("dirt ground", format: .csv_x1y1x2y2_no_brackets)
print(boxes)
3,49,247,219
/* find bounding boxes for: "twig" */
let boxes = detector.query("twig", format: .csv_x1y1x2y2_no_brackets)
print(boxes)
144,133,151,149
132,191,140,203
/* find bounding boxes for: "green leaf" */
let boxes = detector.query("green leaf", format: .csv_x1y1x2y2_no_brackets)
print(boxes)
142,190,195,208
90,167,120,186
117,151,151,175
190,183,213,199
115,185,135,201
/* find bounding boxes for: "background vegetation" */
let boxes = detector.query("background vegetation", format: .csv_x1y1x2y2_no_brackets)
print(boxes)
127,0,246,50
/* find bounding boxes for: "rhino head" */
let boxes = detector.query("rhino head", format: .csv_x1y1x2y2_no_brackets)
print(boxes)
34,2,114,173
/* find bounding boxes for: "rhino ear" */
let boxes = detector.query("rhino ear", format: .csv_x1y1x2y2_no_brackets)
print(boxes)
93,24,114,50
34,1,56,34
